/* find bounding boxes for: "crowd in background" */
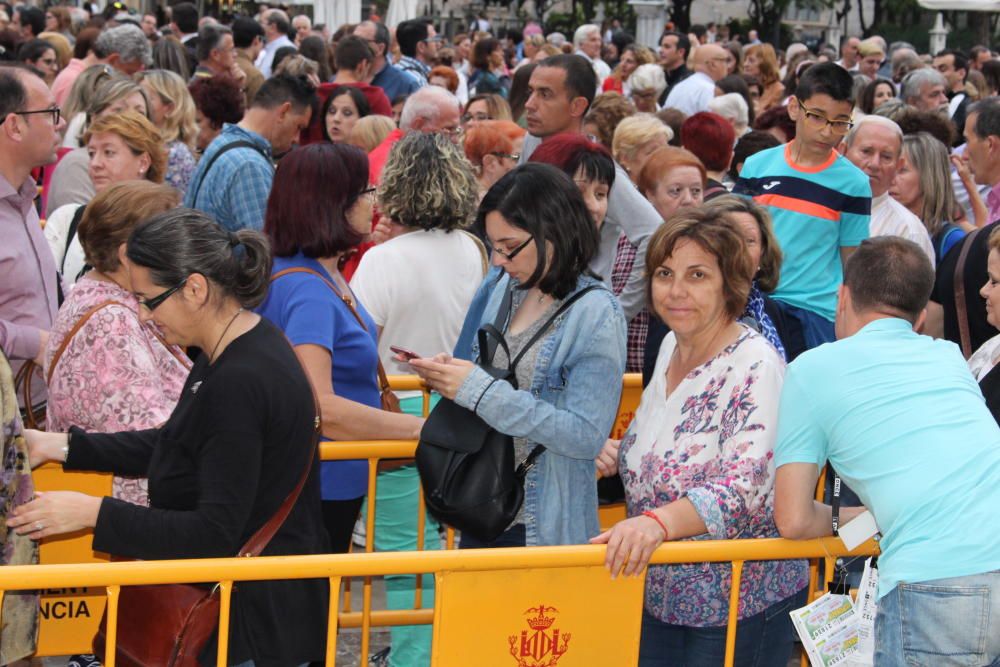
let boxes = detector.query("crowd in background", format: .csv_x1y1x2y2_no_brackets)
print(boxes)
2,3,1000,667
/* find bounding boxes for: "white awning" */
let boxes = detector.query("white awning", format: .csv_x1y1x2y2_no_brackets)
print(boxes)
385,0,420,28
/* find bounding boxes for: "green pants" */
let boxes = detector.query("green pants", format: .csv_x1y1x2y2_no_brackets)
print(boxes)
359,394,440,667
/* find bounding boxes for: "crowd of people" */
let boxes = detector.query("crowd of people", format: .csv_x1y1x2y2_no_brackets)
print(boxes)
1,3,1000,666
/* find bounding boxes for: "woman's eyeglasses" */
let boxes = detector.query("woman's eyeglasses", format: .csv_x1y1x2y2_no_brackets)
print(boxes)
492,236,532,261
139,281,186,311
490,152,520,161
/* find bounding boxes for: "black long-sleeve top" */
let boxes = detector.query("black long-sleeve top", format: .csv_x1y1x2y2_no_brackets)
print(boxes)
66,318,329,666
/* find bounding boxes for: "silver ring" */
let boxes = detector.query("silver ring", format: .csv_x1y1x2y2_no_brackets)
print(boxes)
35,521,43,531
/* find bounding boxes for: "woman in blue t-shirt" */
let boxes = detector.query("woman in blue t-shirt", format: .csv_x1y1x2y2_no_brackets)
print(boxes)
257,143,424,552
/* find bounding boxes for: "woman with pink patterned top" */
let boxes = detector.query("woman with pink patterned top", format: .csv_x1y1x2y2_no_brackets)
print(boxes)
44,181,190,507
591,209,807,667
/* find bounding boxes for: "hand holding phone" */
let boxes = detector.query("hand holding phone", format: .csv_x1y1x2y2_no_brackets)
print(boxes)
390,345,421,361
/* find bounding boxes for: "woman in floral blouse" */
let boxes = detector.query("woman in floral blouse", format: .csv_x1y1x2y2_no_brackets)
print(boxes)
592,209,807,666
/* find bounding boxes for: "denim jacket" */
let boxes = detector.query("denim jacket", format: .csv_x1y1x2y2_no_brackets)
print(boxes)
454,273,627,546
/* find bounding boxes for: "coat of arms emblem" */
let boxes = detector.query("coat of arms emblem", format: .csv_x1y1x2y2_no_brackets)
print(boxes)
508,604,570,667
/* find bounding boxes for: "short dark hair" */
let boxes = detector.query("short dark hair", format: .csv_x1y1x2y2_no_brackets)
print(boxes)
795,61,855,103
232,16,264,50
74,27,101,60
730,129,781,181
968,96,1000,140
265,10,291,38
660,30,689,58
320,86,370,141
335,35,373,71
894,107,955,146
271,45,297,72
984,60,1000,97
539,54,597,111
196,23,232,63
0,65,28,120
472,36,499,70
370,20,391,51
396,19,428,58
16,38,53,65
478,163,601,299
170,2,198,35
529,132,615,188
16,6,44,37
265,143,369,257
252,73,318,116
843,236,934,323
753,105,796,140
936,48,968,74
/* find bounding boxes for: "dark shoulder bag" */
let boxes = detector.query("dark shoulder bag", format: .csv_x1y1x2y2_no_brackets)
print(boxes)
416,284,599,543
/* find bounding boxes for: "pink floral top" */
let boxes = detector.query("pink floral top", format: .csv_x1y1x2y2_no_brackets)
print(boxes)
44,276,191,506
619,325,807,627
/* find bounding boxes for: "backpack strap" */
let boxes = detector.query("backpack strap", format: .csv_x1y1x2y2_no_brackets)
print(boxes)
954,227,983,358
189,140,271,205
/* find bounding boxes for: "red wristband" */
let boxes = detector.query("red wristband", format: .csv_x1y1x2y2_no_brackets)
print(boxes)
642,510,668,540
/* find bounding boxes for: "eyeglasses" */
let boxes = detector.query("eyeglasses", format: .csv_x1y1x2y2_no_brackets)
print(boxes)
360,186,377,202
490,152,520,161
492,236,532,261
461,112,491,123
139,280,185,311
795,97,854,135
442,126,464,141
4,106,61,126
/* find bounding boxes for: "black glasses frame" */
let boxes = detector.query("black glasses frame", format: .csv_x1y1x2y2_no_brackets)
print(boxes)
493,236,533,262
140,281,186,311
4,106,61,126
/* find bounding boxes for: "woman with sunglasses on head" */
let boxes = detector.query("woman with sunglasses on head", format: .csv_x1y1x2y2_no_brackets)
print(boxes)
408,163,627,549
11,209,330,667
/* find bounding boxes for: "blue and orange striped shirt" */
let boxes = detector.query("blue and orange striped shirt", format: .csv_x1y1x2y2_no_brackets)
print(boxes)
734,142,871,321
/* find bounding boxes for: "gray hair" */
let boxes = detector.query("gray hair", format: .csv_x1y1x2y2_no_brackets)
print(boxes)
628,63,666,95
399,85,459,131
968,96,1000,140
94,24,152,67
547,32,567,47
901,131,956,235
196,23,232,63
573,24,600,49
900,68,946,103
844,114,903,150
708,93,749,133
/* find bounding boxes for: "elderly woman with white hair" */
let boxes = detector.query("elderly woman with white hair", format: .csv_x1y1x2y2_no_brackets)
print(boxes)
573,23,610,86
612,113,673,183
628,63,666,113
708,92,749,136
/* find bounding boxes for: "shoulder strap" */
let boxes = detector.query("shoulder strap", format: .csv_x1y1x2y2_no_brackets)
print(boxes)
460,230,489,277
509,285,602,370
189,140,270,205
238,336,320,557
62,205,87,274
46,300,129,386
953,227,982,358
271,267,394,395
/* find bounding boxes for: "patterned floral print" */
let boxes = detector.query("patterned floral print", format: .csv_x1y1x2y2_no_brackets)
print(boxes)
165,140,197,196
619,325,807,627
1,350,38,664
44,276,191,506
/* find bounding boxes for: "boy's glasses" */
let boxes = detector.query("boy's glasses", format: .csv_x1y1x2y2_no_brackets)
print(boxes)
796,98,853,135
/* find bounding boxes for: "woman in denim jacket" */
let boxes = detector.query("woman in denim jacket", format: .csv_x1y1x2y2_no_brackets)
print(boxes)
409,164,628,548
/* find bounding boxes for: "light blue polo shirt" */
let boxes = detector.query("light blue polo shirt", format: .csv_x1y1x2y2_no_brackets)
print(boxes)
775,318,1000,598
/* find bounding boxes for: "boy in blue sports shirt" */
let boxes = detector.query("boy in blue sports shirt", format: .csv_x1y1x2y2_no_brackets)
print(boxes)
734,62,871,359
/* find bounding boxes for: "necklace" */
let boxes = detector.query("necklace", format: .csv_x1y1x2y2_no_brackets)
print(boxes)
209,307,244,363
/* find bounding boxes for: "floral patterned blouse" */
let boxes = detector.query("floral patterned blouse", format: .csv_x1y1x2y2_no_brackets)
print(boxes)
619,325,808,627
44,276,191,505
165,140,198,196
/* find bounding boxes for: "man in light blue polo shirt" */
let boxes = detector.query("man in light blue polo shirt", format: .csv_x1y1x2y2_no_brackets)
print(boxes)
773,236,1000,666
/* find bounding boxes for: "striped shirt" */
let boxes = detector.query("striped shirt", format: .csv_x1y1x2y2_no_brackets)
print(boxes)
733,142,871,321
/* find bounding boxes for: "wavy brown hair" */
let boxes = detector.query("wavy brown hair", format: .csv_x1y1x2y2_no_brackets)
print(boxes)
378,132,478,231
83,110,167,185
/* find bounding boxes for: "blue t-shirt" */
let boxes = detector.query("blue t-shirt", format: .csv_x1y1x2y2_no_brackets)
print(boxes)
734,143,871,321
257,253,379,500
775,318,1000,598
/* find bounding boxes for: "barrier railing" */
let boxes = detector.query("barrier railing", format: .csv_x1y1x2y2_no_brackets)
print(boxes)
5,537,878,667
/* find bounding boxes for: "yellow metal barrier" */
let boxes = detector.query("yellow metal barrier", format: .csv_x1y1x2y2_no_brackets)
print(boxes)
6,537,878,666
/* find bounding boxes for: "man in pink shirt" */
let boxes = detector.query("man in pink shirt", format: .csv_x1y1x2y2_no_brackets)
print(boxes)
0,65,67,409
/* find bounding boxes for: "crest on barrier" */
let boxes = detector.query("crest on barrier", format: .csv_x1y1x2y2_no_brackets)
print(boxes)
508,604,570,667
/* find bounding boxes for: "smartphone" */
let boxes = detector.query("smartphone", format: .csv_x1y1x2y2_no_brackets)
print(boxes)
389,345,421,360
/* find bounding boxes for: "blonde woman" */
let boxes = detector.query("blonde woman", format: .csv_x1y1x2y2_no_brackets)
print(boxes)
136,70,199,194
612,113,673,183
45,112,167,284
743,44,784,114
347,114,396,153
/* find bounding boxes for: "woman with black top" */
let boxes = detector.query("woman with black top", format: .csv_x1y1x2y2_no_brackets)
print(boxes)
8,209,329,666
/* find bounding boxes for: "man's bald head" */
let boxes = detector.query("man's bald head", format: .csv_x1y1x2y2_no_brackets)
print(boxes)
696,44,729,82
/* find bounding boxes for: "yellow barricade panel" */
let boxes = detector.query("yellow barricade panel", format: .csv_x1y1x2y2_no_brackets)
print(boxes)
432,564,644,667
33,462,112,656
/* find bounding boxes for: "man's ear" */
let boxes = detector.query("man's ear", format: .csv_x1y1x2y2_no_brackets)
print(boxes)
787,95,801,121
569,96,589,120
913,307,928,333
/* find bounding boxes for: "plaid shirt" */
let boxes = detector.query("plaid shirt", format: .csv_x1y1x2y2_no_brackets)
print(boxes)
611,233,649,373
396,56,429,85
183,124,274,232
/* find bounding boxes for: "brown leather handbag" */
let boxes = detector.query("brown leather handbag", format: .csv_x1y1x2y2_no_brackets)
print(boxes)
92,413,319,666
